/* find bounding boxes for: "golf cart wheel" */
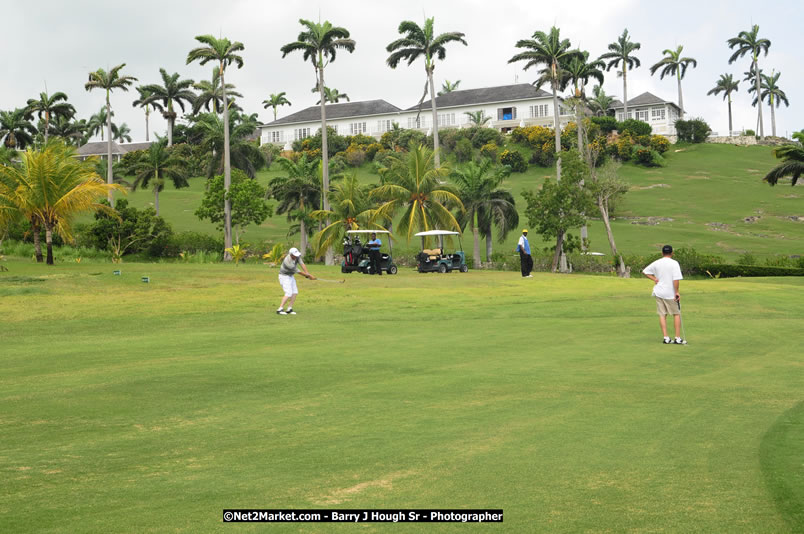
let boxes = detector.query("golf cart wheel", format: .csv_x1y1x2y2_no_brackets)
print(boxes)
438,263,448,274
388,264,398,275
460,264,468,273
341,265,347,273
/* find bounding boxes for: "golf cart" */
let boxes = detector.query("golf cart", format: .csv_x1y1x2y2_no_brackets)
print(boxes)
414,230,469,274
341,230,398,275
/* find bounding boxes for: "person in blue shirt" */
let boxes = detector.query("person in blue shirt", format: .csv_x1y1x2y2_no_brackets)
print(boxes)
516,229,533,278
366,232,383,275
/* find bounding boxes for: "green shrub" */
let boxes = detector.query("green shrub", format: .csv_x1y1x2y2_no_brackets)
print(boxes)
345,145,366,167
345,133,375,147
560,122,578,150
438,128,467,152
259,143,281,169
499,149,527,173
365,143,383,161
672,247,724,274
372,150,398,171
479,142,498,161
329,153,347,174
764,255,795,268
170,232,223,254
744,129,756,136
737,252,757,266
292,127,347,156
633,145,665,167
700,264,804,278
618,118,652,136
649,135,670,154
454,138,473,163
616,134,634,161
471,127,504,148
88,199,174,258
675,118,711,143
591,116,618,134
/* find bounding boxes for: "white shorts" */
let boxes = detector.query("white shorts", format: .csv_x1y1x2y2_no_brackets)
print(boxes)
278,274,298,297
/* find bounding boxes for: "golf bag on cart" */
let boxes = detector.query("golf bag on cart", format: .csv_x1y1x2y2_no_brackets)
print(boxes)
342,235,363,267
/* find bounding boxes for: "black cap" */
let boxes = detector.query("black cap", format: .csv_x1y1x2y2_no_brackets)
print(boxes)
662,245,673,255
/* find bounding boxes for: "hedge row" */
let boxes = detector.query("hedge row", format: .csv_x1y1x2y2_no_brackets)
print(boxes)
699,264,804,278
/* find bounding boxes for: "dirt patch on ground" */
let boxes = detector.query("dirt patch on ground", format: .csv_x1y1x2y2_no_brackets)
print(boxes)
746,169,761,173
624,216,674,225
633,183,671,190
743,216,761,223
686,175,710,180
314,470,417,505
785,216,804,222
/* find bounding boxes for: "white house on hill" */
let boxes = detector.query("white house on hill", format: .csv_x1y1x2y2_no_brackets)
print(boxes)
608,92,681,135
76,141,153,161
259,83,574,146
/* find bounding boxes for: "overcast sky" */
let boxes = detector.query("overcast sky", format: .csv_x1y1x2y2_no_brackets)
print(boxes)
5,0,800,141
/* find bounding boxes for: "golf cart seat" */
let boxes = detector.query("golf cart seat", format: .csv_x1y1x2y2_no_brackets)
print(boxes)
422,248,442,260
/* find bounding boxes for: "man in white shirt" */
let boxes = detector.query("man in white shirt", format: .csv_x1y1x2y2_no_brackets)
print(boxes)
642,245,684,344
277,248,315,315
516,229,533,278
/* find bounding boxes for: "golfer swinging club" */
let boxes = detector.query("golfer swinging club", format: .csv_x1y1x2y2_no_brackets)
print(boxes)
276,247,315,315
642,245,685,344
516,229,533,278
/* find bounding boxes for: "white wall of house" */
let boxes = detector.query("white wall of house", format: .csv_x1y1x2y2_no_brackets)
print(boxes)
614,104,679,135
259,97,575,146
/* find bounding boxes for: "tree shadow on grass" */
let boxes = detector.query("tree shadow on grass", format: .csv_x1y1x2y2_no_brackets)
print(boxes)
760,400,804,532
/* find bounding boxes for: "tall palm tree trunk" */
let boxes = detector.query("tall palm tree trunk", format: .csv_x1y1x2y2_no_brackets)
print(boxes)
727,96,733,136
551,229,564,273
145,106,150,142
485,228,492,262
551,76,567,272
106,92,113,204
44,113,50,144
44,222,54,266
754,58,764,139
32,218,43,263
221,64,233,261
677,72,684,118
576,95,588,250
622,65,628,118
599,199,626,277
428,69,441,168
471,212,481,269
167,117,173,147
299,198,307,254
770,95,776,137
318,63,334,266
154,186,160,217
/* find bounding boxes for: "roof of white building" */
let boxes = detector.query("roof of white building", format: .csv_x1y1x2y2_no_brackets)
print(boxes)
263,100,401,127
609,92,681,111
408,83,551,111
76,141,153,156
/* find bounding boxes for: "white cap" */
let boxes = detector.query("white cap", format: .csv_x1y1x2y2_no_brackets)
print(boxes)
289,247,301,257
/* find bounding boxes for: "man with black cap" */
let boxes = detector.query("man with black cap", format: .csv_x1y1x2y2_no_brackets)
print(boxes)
366,232,383,275
516,229,533,278
277,247,315,315
642,245,684,343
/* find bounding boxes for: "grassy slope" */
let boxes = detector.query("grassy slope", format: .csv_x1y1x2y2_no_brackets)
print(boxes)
1,260,802,533
105,143,802,263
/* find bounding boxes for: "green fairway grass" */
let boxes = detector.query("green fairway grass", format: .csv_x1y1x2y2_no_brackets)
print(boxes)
104,143,802,263
2,260,802,532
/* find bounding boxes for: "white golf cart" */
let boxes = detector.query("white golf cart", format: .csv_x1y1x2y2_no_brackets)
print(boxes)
414,230,469,273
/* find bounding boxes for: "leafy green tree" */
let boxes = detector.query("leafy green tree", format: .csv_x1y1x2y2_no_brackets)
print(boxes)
195,168,272,244
728,24,771,139
130,139,190,216
311,173,380,257
48,116,87,146
599,29,641,118
85,64,138,202
749,71,788,137
142,69,196,146
438,79,461,95
565,51,605,151
281,18,355,265
0,108,37,149
0,140,122,264
509,26,582,181
464,110,490,126
792,131,804,144
763,144,804,186
451,159,512,268
113,122,132,143
193,111,263,178
588,85,614,116
649,45,697,117
262,92,292,121
25,92,75,144
187,34,245,260
371,143,462,241
87,107,117,141
132,86,163,142
522,150,593,272
387,17,467,169
707,74,740,135
478,188,518,262
193,67,243,115
88,198,173,260
311,86,350,104
269,154,321,254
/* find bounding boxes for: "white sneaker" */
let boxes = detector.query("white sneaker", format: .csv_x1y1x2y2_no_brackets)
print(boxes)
286,308,297,315
526,275,533,278
276,309,287,315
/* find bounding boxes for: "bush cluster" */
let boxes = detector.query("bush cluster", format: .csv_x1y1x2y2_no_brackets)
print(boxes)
618,119,652,137
479,142,498,161
499,149,527,173
675,118,711,143
454,138,473,163
700,264,804,278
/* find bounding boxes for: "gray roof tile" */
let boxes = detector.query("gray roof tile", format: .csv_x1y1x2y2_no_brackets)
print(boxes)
264,100,401,127
407,84,551,111
609,92,680,110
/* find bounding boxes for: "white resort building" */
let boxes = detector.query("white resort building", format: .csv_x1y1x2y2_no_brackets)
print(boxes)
608,92,681,136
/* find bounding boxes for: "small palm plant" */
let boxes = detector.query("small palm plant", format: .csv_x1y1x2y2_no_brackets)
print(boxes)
225,243,248,266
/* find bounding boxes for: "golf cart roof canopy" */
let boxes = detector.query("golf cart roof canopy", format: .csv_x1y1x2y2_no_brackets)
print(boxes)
414,230,459,236
347,230,391,234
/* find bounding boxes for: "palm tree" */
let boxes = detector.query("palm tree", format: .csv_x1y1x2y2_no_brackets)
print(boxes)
281,19,355,265
112,122,132,143
588,85,614,116
763,144,804,186
269,153,321,254
194,111,263,179
371,143,462,241
192,67,243,115
707,74,740,136
312,86,350,104
750,71,788,138
464,110,491,127
142,69,196,146
599,29,641,119
311,173,380,258
262,92,292,121
132,86,163,142
0,141,122,264
130,139,189,215
478,189,518,262
565,51,605,151
728,25,771,139
187,35,245,260
85,64,138,203
387,17,467,169
509,26,582,181
451,159,513,268
439,79,461,95
88,107,115,141
25,92,75,144
0,109,37,149
49,116,86,146
649,45,697,118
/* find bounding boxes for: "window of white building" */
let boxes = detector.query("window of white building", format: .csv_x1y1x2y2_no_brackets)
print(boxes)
376,119,392,133
407,116,427,129
636,109,649,122
530,104,550,118
350,122,367,135
496,107,517,120
438,113,456,127
294,127,311,140
271,131,284,143
651,107,666,121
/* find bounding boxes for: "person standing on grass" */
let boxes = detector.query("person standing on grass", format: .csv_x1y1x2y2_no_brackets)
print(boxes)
277,247,315,316
366,232,382,276
516,229,533,278
642,245,684,344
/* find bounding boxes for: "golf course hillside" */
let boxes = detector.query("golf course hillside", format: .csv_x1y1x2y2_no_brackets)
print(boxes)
2,260,802,532
96,142,799,264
